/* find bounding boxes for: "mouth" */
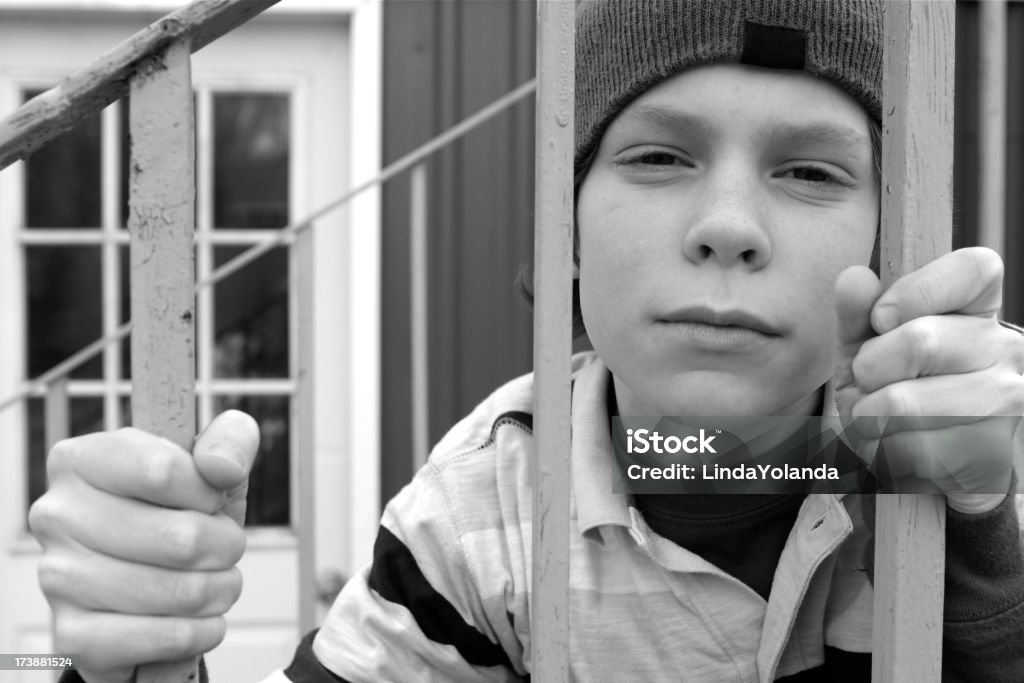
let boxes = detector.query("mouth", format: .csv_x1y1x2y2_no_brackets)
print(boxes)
657,305,782,337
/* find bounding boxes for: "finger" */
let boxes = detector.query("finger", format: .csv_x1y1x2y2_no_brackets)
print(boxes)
850,370,1024,420
39,551,242,618
56,611,226,683
34,482,245,571
47,430,225,516
834,266,883,420
873,419,1015,495
192,410,260,489
192,411,260,527
871,247,1003,333
851,316,1018,392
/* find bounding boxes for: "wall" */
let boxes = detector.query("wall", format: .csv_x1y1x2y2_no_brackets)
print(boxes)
381,0,536,502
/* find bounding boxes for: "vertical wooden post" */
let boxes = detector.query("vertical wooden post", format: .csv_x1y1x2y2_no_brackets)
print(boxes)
530,0,574,680
410,163,430,471
872,2,955,681
294,223,318,636
127,39,200,683
978,0,1007,263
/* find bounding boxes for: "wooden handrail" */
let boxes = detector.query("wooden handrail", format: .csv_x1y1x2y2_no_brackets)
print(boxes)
0,78,537,416
0,0,279,170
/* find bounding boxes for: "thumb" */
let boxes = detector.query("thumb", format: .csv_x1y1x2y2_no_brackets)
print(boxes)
193,409,260,526
834,266,884,419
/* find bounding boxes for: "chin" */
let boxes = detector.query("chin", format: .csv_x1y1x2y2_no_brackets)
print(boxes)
651,373,820,417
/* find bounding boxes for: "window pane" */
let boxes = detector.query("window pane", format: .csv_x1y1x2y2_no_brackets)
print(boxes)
214,395,290,526
26,397,105,511
26,246,102,379
213,246,289,378
24,89,102,228
213,94,290,229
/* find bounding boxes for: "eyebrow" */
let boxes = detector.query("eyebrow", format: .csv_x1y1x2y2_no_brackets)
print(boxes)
615,105,870,158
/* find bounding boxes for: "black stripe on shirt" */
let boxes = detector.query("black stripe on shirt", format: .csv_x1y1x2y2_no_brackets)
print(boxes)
775,647,870,681
284,629,352,683
368,525,515,670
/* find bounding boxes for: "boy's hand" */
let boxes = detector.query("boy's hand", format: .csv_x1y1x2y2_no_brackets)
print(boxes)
28,410,260,683
834,247,1024,511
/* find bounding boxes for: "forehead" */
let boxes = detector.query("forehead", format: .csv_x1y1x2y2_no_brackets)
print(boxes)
604,63,872,153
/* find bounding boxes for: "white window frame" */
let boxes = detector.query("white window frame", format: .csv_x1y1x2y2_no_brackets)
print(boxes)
0,0,383,573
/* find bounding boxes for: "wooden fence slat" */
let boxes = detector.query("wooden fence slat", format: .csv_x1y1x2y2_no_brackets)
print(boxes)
872,1,956,681
530,1,574,680
294,221,318,636
127,39,199,683
410,163,430,472
0,0,280,170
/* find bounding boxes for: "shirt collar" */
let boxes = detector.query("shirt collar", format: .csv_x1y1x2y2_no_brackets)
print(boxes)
570,355,633,540
569,356,850,539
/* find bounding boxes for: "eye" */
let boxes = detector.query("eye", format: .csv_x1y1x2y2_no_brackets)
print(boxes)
791,167,834,183
777,163,854,189
612,147,694,172
628,151,681,166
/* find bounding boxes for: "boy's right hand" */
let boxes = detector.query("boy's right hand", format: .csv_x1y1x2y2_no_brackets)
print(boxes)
28,410,260,683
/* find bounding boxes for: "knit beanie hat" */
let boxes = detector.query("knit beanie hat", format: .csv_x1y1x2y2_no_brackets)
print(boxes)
575,0,883,174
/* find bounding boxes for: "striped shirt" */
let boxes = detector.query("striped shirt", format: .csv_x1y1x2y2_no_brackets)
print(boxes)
282,353,1024,682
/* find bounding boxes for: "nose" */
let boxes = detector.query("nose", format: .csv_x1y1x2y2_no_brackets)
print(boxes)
681,167,772,270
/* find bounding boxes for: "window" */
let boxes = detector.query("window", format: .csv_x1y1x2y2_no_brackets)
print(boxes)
23,89,295,526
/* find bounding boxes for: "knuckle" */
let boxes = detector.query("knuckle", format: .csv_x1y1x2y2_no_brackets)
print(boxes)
53,614,87,655
969,246,1004,284
997,373,1024,413
884,385,919,417
170,572,209,615
850,353,871,389
156,618,193,654
159,617,226,657
37,554,73,600
141,451,180,496
224,566,244,606
221,524,247,566
906,319,941,368
161,518,204,567
203,568,244,615
27,495,57,539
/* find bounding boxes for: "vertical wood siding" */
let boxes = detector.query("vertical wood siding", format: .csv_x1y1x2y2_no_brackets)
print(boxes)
381,0,535,502
955,1,1023,320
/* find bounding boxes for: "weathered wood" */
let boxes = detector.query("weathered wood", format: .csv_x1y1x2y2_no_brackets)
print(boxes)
873,1,955,681
530,1,574,680
410,163,429,471
127,39,199,683
294,222,318,636
0,0,279,170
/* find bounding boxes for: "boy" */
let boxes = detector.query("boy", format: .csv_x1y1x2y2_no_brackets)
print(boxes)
30,0,1024,680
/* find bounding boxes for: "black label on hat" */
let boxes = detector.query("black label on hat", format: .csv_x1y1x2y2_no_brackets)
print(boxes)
740,21,806,70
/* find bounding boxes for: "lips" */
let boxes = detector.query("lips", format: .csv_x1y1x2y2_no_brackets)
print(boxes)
657,305,782,336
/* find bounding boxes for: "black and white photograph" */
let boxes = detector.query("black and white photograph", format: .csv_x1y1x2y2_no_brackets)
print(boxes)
1,0,1023,681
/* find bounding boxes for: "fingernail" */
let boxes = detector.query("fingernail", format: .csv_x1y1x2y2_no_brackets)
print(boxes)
872,304,899,333
206,443,246,474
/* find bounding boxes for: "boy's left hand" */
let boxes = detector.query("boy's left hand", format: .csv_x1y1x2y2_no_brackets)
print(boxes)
834,247,1024,512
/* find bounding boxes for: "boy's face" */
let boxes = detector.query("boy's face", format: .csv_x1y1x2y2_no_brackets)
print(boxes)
577,63,879,417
